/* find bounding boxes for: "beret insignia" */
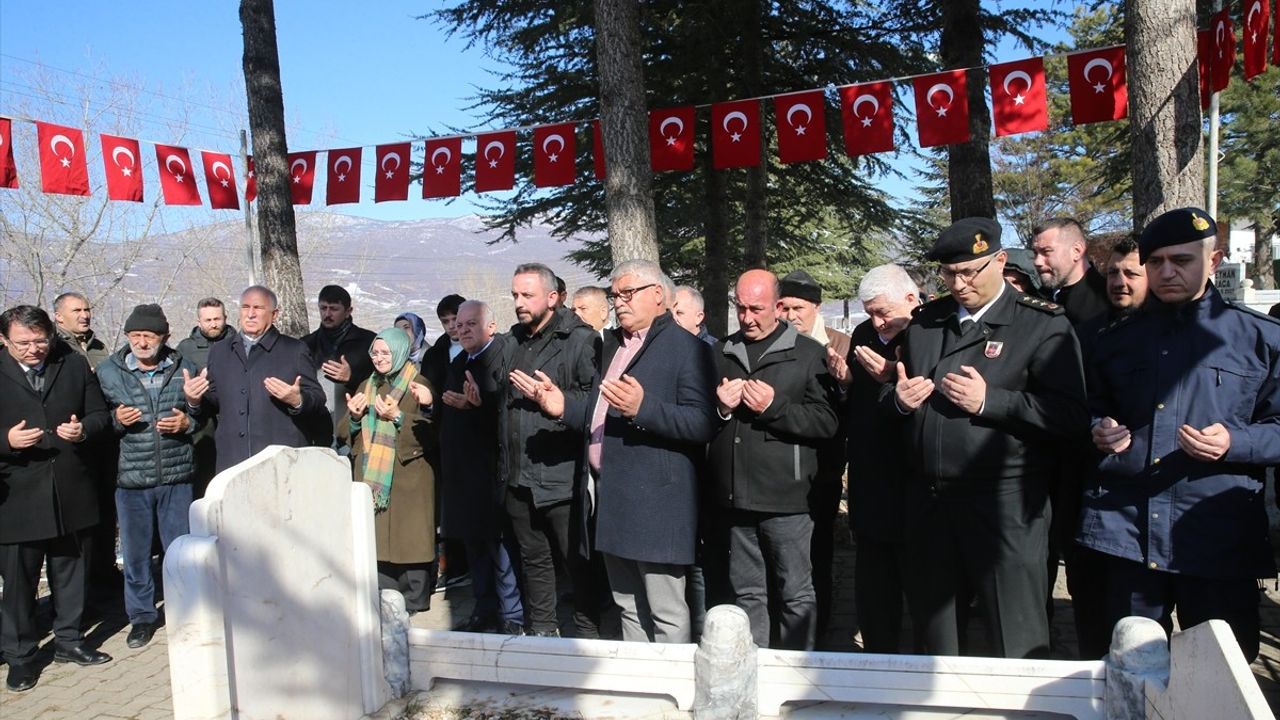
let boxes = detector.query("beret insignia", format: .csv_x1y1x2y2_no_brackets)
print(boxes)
972,234,988,254
1192,216,1210,232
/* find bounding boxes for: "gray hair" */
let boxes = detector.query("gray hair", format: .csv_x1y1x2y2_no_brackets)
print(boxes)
611,260,673,305
674,285,705,312
240,285,279,310
513,263,558,294
572,286,607,303
857,264,919,304
458,299,496,326
53,291,89,313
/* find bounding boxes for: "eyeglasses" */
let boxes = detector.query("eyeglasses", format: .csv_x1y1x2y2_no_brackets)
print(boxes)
939,256,996,284
6,338,51,350
606,284,657,304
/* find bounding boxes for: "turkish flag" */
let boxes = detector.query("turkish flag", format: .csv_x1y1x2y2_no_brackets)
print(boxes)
533,123,576,187
912,70,970,148
1275,0,1280,66
326,147,362,205
774,91,827,164
711,99,761,169
1243,0,1269,80
1197,29,1213,110
839,82,894,156
0,118,18,189
1211,9,1236,92
245,157,257,203
154,144,201,206
593,121,606,180
286,151,317,205
475,131,516,193
989,58,1049,136
424,137,462,199
201,151,240,210
36,121,90,196
99,135,143,202
649,106,695,172
375,143,411,202
1067,46,1128,125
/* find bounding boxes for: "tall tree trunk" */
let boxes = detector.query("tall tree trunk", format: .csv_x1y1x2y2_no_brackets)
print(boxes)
940,0,996,220
240,0,308,337
1256,215,1278,290
741,0,769,267
594,0,659,267
702,156,731,339
1125,0,1203,229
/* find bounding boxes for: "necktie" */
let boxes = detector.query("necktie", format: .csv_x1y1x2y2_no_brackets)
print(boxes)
26,368,40,392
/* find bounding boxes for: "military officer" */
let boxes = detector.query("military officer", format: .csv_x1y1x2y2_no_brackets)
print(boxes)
885,217,1088,659
1080,207,1280,663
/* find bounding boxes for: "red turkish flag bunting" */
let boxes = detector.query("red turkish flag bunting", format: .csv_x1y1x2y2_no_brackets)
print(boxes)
648,106,695,172
989,58,1049,136
475,131,516,193
533,123,576,187
424,137,463,199
100,135,143,202
712,99,761,169
1275,0,1280,66
1211,9,1236,92
375,143,411,202
1067,47,1128,125
154,144,201,206
0,119,18,189
839,82,894,157
912,70,970,148
245,157,257,203
286,151,317,205
593,121,606,180
326,147,362,205
1243,0,1269,80
36,121,90,196
201,151,240,210
774,91,827,164
1197,30,1213,110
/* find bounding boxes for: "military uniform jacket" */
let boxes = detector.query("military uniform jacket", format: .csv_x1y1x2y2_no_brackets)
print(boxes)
1078,284,1280,579
883,283,1088,495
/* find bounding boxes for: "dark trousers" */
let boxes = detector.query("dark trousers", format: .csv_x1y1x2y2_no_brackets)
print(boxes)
504,487,600,637
116,484,192,625
904,493,1050,659
87,442,123,606
0,532,88,664
854,534,909,654
1065,544,1111,659
378,562,434,613
1105,555,1261,662
725,509,816,650
463,538,524,624
808,478,842,642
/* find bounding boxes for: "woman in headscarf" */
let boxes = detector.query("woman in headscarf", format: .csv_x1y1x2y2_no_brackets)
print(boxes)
394,312,429,366
337,328,437,613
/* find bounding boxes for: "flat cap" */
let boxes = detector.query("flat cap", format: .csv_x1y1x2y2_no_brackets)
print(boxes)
1003,248,1041,291
779,270,822,304
926,217,1002,264
1138,207,1217,262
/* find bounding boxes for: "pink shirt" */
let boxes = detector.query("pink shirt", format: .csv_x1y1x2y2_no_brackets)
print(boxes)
588,327,648,472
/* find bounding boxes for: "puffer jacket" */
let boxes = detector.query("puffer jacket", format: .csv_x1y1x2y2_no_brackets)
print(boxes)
95,346,201,489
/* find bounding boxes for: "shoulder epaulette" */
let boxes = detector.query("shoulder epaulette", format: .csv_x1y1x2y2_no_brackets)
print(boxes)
1224,300,1280,327
1098,313,1133,335
1016,294,1064,315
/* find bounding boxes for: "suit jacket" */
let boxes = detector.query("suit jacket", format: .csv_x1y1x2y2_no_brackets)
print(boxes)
845,319,906,541
194,326,327,472
0,340,111,543
563,311,719,565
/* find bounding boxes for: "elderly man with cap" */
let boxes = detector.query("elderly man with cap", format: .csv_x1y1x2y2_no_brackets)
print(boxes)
778,269,849,645
1080,207,1280,662
884,217,1087,659
95,304,202,649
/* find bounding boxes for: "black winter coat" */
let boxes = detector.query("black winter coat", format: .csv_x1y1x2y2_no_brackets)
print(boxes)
844,319,906,541
176,325,230,371
0,341,111,543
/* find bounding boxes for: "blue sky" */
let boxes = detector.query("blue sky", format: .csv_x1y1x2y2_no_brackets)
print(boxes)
1,1,1067,227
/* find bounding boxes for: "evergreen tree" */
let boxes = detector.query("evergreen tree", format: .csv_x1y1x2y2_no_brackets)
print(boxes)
1217,65,1280,289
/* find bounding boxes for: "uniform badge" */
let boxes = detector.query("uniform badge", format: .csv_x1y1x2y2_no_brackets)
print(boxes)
1192,215,1210,232
972,233,988,254
984,341,1004,358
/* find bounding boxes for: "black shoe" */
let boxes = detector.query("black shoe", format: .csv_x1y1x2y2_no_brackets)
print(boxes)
127,623,157,649
5,663,38,692
498,620,526,636
453,615,498,633
53,644,111,666
529,627,561,638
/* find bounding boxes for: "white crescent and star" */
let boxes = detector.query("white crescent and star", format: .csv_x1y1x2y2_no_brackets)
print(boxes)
785,103,811,135
333,154,352,182
722,110,749,142
50,134,76,168
211,160,232,187
164,154,186,182
1002,69,1033,105
542,133,565,163
659,116,685,147
381,151,401,179
430,146,453,174
1248,1,1262,41
290,157,309,184
111,145,136,178
1215,20,1227,58
925,83,955,117
1083,57,1114,94
483,140,506,169
852,94,880,128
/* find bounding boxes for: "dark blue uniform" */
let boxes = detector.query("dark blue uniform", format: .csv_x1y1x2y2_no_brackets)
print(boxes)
1078,283,1280,660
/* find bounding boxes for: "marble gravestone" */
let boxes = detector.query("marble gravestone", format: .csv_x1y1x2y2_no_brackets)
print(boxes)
164,446,388,720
